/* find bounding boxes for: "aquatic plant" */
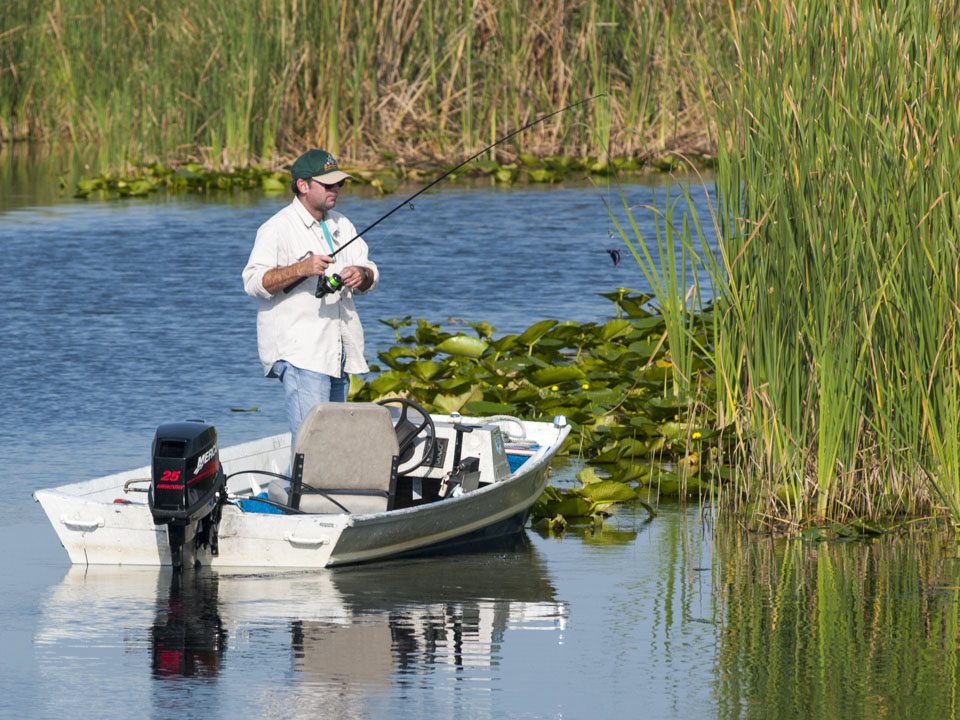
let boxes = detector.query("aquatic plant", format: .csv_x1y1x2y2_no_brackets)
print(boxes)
350,291,726,525
69,153,710,199
70,163,288,198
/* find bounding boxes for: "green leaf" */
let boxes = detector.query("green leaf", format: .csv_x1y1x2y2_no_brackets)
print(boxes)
434,376,472,392
584,388,621,408
261,175,287,192
409,360,443,381
599,319,633,341
529,365,585,387
489,334,520,353
379,316,413,332
468,320,495,338
531,495,595,519
617,437,651,457
463,399,519,415
593,444,625,464
433,387,478,414
579,480,638,504
368,371,405,396
414,320,444,344
517,320,558,346
348,374,366,399
577,466,605,484
644,395,688,419
627,315,666,333
528,168,557,183
627,340,660,358
608,464,652,484
435,335,488,358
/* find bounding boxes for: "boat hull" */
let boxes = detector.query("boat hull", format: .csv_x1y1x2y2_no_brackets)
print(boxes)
34,418,567,569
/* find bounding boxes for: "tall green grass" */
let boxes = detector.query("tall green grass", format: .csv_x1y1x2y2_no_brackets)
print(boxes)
634,0,960,527
0,0,731,173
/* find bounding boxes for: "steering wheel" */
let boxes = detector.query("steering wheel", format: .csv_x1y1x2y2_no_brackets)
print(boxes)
376,397,437,474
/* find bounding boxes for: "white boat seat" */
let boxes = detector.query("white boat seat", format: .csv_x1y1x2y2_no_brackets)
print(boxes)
268,402,400,514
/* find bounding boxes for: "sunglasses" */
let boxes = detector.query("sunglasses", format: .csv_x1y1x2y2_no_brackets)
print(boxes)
311,179,344,189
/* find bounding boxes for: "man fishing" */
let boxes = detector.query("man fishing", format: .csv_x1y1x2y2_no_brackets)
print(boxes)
242,148,378,448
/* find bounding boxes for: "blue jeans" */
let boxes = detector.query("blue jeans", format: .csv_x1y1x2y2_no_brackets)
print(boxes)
272,359,348,450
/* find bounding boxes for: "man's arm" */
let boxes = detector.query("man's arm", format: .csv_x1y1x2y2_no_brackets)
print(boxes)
261,254,333,295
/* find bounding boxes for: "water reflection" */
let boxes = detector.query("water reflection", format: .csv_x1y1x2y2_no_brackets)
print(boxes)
713,531,960,719
34,538,565,716
151,571,226,679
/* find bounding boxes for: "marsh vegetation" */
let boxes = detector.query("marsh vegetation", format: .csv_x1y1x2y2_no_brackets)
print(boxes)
1,0,723,174
703,1,960,530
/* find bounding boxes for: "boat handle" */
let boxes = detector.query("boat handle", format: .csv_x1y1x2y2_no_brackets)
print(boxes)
61,516,104,530
284,533,328,547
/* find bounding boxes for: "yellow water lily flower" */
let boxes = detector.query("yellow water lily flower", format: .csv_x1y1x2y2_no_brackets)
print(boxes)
692,431,702,440
581,383,590,390
551,385,559,392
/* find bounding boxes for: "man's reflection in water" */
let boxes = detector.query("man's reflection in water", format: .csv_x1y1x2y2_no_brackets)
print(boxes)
151,569,226,679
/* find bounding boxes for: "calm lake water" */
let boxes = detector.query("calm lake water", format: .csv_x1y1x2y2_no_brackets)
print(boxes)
2,151,959,719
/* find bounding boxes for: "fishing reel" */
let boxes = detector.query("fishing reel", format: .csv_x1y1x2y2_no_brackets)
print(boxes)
315,273,344,298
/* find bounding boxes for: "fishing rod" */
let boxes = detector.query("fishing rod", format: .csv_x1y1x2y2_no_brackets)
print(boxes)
283,93,605,297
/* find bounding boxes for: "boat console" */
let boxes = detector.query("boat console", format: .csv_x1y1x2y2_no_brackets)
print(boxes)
417,417,513,485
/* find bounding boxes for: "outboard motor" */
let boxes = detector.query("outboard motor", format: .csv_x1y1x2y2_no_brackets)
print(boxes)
149,421,226,570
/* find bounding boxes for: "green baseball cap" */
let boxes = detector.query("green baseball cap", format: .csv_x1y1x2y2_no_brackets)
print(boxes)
290,148,352,184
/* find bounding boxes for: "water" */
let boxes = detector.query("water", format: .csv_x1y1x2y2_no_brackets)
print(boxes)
3,161,959,719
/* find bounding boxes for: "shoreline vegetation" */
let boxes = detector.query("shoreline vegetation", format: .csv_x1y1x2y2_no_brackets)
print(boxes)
64,153,704,200
708,1,960,533
4,1,959,535
0,0,722,177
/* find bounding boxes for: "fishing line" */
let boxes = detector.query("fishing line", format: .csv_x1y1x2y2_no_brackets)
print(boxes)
282,93,606,296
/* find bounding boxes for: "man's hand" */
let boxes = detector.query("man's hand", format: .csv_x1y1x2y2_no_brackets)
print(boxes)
340,265,372,291
263,254,333,295
298,254,333,277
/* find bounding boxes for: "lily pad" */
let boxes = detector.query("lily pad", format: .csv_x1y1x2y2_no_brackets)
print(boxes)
517,319,558,347
435,335,488,358
409,360,443,381
367,371,405,396
579,480,638,504
529,366,586,387
599,319,633,341
433,387,479,414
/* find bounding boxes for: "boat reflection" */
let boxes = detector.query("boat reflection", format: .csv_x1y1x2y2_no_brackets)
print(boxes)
295,535,564,684
36,534,565,696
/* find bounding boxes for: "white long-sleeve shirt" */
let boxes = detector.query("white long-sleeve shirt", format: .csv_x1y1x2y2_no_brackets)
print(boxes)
242,198,379,377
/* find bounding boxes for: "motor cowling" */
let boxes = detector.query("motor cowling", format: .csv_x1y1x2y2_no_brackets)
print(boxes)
150,421,226,569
